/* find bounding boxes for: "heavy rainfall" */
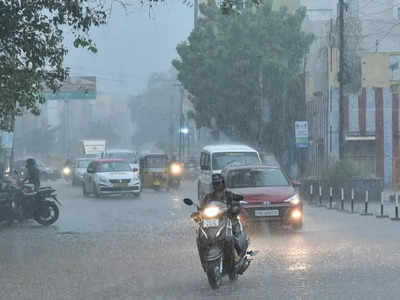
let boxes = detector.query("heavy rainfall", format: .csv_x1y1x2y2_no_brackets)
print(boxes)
1,0,400,299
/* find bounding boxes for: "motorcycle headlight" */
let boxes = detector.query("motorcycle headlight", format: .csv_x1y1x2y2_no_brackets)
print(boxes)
203,206,221,218
285,194,300,205
170,163,182,175
62,167,71,175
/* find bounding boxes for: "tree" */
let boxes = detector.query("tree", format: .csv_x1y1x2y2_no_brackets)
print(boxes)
128,71,180,150
172,0,313,161
0,0,107,131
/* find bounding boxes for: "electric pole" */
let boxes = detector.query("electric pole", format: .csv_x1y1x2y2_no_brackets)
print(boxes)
338,0,345,160
178,86,184,162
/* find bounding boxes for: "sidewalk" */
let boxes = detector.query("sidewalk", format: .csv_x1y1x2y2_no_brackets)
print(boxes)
308,189,400,218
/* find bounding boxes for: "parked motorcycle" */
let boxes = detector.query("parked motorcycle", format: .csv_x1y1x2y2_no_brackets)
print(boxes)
8,173,61,226
183,193,256,289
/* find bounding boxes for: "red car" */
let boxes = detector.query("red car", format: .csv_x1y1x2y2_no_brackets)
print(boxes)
224,165,303,230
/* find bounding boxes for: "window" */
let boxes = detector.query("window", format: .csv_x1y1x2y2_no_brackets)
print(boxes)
211,152,260,170
78,160,91,168
98,162,131,172
205,153,211,169
227,168,289,188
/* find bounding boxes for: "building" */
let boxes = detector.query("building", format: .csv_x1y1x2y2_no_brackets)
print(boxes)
303,0,400,188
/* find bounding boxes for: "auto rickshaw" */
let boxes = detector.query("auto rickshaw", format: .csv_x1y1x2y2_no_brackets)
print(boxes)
139,153,169,190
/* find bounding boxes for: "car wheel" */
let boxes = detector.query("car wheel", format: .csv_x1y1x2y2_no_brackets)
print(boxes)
93,183,100,198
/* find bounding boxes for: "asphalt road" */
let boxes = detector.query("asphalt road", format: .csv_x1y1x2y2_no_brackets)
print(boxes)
1,180,400,300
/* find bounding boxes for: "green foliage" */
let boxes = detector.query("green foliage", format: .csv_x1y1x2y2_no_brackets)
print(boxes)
173,0,313,156
0,0,107,131
322,159,366,184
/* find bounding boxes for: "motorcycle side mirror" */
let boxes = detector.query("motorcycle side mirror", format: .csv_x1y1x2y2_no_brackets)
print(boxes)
183,198,194,206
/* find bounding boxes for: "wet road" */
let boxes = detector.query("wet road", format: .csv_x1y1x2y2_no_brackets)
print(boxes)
1,180,400,300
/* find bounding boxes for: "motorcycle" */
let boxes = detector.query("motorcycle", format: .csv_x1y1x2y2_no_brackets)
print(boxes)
183,192,256,289
62,165,72,183
8,173,61,226
168,162,183,190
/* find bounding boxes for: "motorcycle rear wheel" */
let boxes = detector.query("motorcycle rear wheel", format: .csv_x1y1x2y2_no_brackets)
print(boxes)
206,258,223,290
34,201,59,226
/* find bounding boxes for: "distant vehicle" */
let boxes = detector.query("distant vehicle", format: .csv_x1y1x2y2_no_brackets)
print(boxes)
104,149,139,174
139,153,169,191
224,165,303,230
72,158,93,185
82,159,141,198
80,140,106,158
198,144,262,205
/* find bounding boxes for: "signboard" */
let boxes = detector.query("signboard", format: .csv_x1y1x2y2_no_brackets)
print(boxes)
43,76,96,101
295,121,308,148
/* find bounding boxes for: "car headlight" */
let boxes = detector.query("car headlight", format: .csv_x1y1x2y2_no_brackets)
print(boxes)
203,206,221,218
285,194,300,205
62,167,71,175
170,163,182,175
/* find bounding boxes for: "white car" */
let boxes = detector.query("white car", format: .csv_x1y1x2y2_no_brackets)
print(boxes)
72,158,93,185
82,159,141,198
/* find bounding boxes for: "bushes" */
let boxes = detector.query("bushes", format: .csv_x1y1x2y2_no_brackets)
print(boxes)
322,159,372,185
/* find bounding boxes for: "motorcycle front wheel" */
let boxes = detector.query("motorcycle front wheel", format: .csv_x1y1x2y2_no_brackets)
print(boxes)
34,201,59,226
206,258,223,290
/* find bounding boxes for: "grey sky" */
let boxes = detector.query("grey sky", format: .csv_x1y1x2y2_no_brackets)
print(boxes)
64,2,194,97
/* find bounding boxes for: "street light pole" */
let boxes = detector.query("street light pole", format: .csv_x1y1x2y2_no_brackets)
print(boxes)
338,0,345,159
179,86,184,162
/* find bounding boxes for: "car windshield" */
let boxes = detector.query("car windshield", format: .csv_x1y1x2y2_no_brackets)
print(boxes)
212,152,260,170
97,162,131,172
227,168,289,188
107,152,136,163
77,160,91,168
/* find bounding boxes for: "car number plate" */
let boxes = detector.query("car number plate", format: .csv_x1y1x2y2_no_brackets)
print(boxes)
203,219,219,228
114,183,128,188
255,209,279,217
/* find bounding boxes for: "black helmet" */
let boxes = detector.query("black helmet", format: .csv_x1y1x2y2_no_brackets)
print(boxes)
26,158,36,167
212,174,224,185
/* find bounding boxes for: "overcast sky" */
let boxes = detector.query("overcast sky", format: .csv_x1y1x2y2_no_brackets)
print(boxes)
64,2,194,97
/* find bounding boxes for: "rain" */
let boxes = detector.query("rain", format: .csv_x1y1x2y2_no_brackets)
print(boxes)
1,0,400,299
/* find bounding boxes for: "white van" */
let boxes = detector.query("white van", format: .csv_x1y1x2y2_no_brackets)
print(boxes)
197,144,262,204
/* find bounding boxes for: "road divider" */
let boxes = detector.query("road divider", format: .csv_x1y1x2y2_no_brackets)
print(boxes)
360,190,373,216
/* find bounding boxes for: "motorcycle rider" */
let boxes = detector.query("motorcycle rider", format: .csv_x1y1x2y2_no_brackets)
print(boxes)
168,155,183,186
202,174,248,257
23,158,40,192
